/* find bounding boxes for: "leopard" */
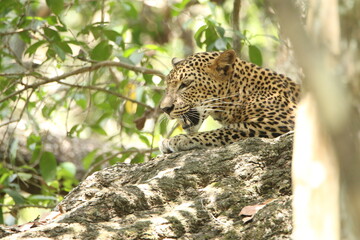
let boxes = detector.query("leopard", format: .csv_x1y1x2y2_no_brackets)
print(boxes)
159,49,300,154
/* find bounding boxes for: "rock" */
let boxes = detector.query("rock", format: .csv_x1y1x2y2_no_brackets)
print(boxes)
1,133,294,240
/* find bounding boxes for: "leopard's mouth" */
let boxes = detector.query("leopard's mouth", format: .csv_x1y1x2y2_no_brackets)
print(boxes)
181,108,200,131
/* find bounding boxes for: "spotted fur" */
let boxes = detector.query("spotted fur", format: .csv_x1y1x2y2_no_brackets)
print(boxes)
160,50,300,153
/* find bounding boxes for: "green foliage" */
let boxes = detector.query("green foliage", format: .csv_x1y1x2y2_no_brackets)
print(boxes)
46,0,64,15
249,45,263,66
195,18,231,51
0,0,281,225
90,41,113,61
39,152,57,182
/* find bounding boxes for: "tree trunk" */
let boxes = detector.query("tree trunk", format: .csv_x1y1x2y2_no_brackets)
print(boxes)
271,0,360,239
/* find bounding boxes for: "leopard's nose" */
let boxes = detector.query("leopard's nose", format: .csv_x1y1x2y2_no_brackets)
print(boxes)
161,105,174,115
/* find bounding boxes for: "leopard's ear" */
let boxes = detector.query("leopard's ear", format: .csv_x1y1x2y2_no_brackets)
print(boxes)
172,58,184,67
213,50,236,76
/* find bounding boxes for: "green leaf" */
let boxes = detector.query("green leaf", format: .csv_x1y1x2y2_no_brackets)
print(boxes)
9,138,18,163
39,151,57,182
248,45,263,66
82,150,97,170
205,24,218,51
89,26,103,39
30,147,41,164
44,27,61,41
74,93,87,109
139,135,151,147
151,91,163,106
0,171,11,185
57,162,76,179
171,0,191,17
159,117,168,135
25,40,46,56
90,125,107,136
27,133,42,165
68,124,80,137
75,98,87,109
17,172,32,181
129,51,144,65
46,0,64,15
53,44,66,61
3,188,25,204
55,24,67,32
130,154,144,164
57,41,72,54
144,44,167,53
19,165,37,174
18,31,31,43
194,25,207,48
96,112,112,125
123,2,138,17
45,16,58,25
27,134,42,150
215,26,225,37
46,46,56,59
48,180,60,190
90,41,113,61
8,174,17,183
42,105,55,118
110,152,132,165
104,30,122,46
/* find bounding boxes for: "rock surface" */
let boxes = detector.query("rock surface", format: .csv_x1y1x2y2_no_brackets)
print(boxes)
1,133,294,240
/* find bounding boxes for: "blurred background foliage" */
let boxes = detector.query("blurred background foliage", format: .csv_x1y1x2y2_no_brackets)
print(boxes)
1,0,356,226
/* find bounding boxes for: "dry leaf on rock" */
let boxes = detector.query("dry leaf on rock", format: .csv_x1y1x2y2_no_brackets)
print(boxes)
239,199,275,223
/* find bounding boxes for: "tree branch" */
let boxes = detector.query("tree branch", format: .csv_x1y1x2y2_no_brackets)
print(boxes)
0,119,20,128
0,28,33,37
0,61,165,104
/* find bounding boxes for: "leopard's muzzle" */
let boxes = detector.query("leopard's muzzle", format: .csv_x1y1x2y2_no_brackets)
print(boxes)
181,108,200,132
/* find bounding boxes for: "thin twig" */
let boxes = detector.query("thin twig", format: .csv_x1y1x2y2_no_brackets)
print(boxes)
149,110,162,160
58,81,153,109
0,204,54,209
101,0,105,23
0,28,33,37
0,119,20,128
0,72,34,77
0,89,22,147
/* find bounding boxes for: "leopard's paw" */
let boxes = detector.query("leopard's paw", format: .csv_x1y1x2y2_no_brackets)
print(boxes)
159,138,175,154
159,134,195,154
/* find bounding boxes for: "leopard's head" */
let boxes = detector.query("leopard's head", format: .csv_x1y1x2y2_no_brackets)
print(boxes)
160,50,237,133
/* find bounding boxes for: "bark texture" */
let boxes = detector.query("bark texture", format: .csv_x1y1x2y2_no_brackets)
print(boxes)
1,133,294,240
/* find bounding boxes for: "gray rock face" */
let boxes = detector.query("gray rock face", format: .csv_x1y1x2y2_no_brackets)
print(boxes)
1,134,294,240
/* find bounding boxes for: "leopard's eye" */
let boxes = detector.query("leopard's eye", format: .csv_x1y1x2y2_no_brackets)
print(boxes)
178,80,192,90
178,83,188,90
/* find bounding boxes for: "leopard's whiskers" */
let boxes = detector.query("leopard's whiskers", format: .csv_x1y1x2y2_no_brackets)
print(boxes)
201,108,226,112
182,111,200,120
199,102,243,110
201,93,240,104
182,112,196,126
